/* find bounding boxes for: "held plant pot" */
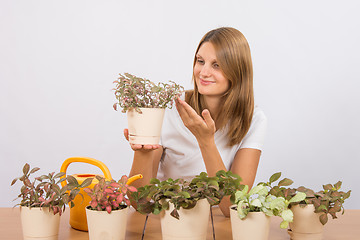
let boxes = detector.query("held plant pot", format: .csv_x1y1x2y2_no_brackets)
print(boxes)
86,206,128,240
127,108,165,145
20,206,60,240
230,206,270,240
160,198,210,240
288,204,324,240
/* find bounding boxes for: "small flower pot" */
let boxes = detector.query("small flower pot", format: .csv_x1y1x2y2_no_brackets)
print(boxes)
20,206,60,240
229,206,270,240
288,204,324,240
85,206,128,240
127,108,165,145
160,198,210,240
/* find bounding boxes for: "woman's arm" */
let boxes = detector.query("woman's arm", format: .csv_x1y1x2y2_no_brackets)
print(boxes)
175,98,261,217
124,129,163,189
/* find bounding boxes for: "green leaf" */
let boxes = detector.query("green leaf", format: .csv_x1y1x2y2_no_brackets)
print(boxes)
30,167,40,174
280,220,289,229
54,172,65,179
278,178,293,187
334,181,342,190
323,184,333,191
269,172,281,184
23,163,30,175
289,192,306,204
319,213,328,225
150,178,160,185
67,175,78,186
179,191,191,199
281,209,293,222
80,178,94,188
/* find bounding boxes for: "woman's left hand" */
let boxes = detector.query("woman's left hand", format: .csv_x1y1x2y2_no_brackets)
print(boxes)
175,98,216,144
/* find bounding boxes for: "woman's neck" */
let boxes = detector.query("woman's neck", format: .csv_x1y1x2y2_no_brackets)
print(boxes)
203,95,221,120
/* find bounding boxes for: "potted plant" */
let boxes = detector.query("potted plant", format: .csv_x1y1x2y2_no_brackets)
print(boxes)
11,163,90,240
113,72,184,144
83,175,137,240
230,172,306,240
132,170,241,240
285,182,351,240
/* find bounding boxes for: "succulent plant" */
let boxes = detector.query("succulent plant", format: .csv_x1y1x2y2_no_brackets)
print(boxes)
84,175,137,214
11,163,91,215
132,170,241,219
232,172,306,229
113,73,184,113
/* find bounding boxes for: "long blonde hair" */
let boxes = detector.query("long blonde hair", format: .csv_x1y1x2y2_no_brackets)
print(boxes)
186,27,254,146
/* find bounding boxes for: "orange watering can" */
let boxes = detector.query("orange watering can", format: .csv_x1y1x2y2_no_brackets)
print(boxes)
60,157,142,231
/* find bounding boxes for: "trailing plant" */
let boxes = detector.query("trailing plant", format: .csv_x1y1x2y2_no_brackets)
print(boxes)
113,73,184,113
132,170,241,219
11,163,92,216
84,175,137,214
263,173,352,225
232,172,306,229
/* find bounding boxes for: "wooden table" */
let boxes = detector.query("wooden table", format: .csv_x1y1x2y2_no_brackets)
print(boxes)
1,207,359,239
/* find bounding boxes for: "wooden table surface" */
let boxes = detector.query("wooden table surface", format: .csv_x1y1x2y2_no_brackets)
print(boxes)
1,207,359,239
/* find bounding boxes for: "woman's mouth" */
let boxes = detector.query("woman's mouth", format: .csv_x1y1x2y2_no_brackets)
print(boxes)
199,79,215,85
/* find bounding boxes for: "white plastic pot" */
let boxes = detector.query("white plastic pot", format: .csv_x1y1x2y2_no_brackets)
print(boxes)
20,206,60,240
230,206,270,240
160,198,210,240
86,206,128,240
127,108,165,145
288,204,324,240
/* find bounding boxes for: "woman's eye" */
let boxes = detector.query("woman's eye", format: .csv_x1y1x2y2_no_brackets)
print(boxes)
213,63,220,69
197,59,204,64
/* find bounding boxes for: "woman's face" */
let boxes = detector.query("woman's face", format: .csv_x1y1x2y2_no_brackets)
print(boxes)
194,42,230,98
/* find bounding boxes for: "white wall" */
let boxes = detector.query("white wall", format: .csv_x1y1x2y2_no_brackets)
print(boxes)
1,0,359,209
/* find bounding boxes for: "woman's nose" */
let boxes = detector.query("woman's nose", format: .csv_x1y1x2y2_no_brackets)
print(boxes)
200,64,211,77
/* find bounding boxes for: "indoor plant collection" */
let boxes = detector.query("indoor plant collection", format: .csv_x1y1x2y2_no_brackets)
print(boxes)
113,72,184,144
84,175,137,240
132,170,242,240
264,174,351,239
11,163,92,240
230,172,306,240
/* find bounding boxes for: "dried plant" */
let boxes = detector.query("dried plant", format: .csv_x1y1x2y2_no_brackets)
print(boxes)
11,163,92,216
113,73,184,113
84,175,137,214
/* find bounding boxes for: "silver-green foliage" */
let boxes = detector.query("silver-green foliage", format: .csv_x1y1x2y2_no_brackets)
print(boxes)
233,173,306,229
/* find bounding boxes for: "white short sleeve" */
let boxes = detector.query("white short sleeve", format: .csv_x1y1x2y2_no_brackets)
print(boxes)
239,107,267,151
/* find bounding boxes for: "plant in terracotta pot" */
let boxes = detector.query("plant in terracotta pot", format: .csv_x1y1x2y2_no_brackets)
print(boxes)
11,163,90,240
113,72,184,145
83,175,137,240
132,170,242,240
230,172,306,240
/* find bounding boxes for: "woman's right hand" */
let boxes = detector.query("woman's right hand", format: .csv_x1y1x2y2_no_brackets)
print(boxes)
123,129,161,152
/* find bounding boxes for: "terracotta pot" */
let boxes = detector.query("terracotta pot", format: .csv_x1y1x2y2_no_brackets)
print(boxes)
288,204,324,240
160,198,210,240
127,108,165,144
230,206,270,240
86,206,128,240
20,206,60,240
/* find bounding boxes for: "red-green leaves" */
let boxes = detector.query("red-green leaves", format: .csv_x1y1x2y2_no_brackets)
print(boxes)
84,176,137,213
11,163,89,216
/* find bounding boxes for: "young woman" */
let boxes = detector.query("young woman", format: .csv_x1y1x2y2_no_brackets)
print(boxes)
125,27,267,217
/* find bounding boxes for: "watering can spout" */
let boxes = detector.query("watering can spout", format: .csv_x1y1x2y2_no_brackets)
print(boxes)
127,174,143,185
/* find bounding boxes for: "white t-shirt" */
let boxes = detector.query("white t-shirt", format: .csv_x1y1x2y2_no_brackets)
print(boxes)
157,105,267,181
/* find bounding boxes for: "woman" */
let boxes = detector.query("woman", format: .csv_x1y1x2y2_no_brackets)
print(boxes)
125,27,267,217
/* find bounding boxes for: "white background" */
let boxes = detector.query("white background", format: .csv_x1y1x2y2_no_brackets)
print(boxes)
1,0,359,209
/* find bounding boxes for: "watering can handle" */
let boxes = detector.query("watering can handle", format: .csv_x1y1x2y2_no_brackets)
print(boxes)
60,157,112,187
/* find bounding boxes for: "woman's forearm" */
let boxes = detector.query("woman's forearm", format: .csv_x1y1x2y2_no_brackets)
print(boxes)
129,148,163,188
